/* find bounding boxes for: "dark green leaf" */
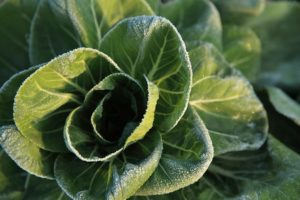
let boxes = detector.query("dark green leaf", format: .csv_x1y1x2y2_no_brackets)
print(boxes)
0,149,25,200
0,0,39,85
0,66,38,126
149,0,222,50
247,1,300,91
213,0,266,24
29,0,80,65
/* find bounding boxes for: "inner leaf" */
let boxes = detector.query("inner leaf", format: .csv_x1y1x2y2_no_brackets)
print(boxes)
91,87,140,143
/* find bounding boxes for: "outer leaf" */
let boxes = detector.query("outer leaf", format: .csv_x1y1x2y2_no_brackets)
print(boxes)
258,90,300,154
247,1,300,90
0,0,38,85
0,125,56,179
100,16,192,132
0,66,38,126
213,0,265,24
68,0,154,48
136,106,213,196
223,25,261,81
189,44,268,155
55,131,162,199
14,48,120,152
266,87,300,126
192,136,300,200
149,0,222,50
0,150,25,200
23,176,70,200
29,0,80,65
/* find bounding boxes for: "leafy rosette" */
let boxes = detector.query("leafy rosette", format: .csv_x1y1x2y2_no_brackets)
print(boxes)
0,16,214,199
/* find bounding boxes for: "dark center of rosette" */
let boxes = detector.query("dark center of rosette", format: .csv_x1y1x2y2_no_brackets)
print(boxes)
64,73,148,162
92,87,143,143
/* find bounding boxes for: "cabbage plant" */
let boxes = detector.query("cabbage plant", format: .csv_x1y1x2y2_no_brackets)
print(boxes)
0,0,300,200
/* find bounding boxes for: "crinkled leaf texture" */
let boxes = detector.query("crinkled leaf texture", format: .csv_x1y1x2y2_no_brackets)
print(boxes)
134,135,300,200
0,16,206,199
189,43,268,155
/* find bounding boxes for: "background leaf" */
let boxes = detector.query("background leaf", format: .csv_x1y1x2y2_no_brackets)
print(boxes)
223,25,261,81
148,0,222,50
29,0,80,65
0,0,39,85
68,0,154,48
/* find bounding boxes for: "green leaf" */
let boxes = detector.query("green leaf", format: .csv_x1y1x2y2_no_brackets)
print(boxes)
29,0,80,65
55,131,162,199
14,48,120,152
68,0,154,48
149,0,222,50
0,0,38,85
247,1,300,90
192,136,300,200
64,73,158,162
23,176,70,200
0,66,38,126
266,87,300,126
212,0,266,24
223,25,261,81
258,90,300,154
0,125,56,179
139,135,300,200
136,106,213,196
100,16,192,133
189,44,268,155
0,150,25,199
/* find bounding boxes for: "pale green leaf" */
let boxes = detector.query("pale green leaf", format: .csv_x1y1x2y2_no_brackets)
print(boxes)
14,48,120,152
29,0,80,65
100,16,192,133
136,106,213,196
189,44,268,155
68,0,154,48
223,25,261,81
0,125,56,179
55,131,162,199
